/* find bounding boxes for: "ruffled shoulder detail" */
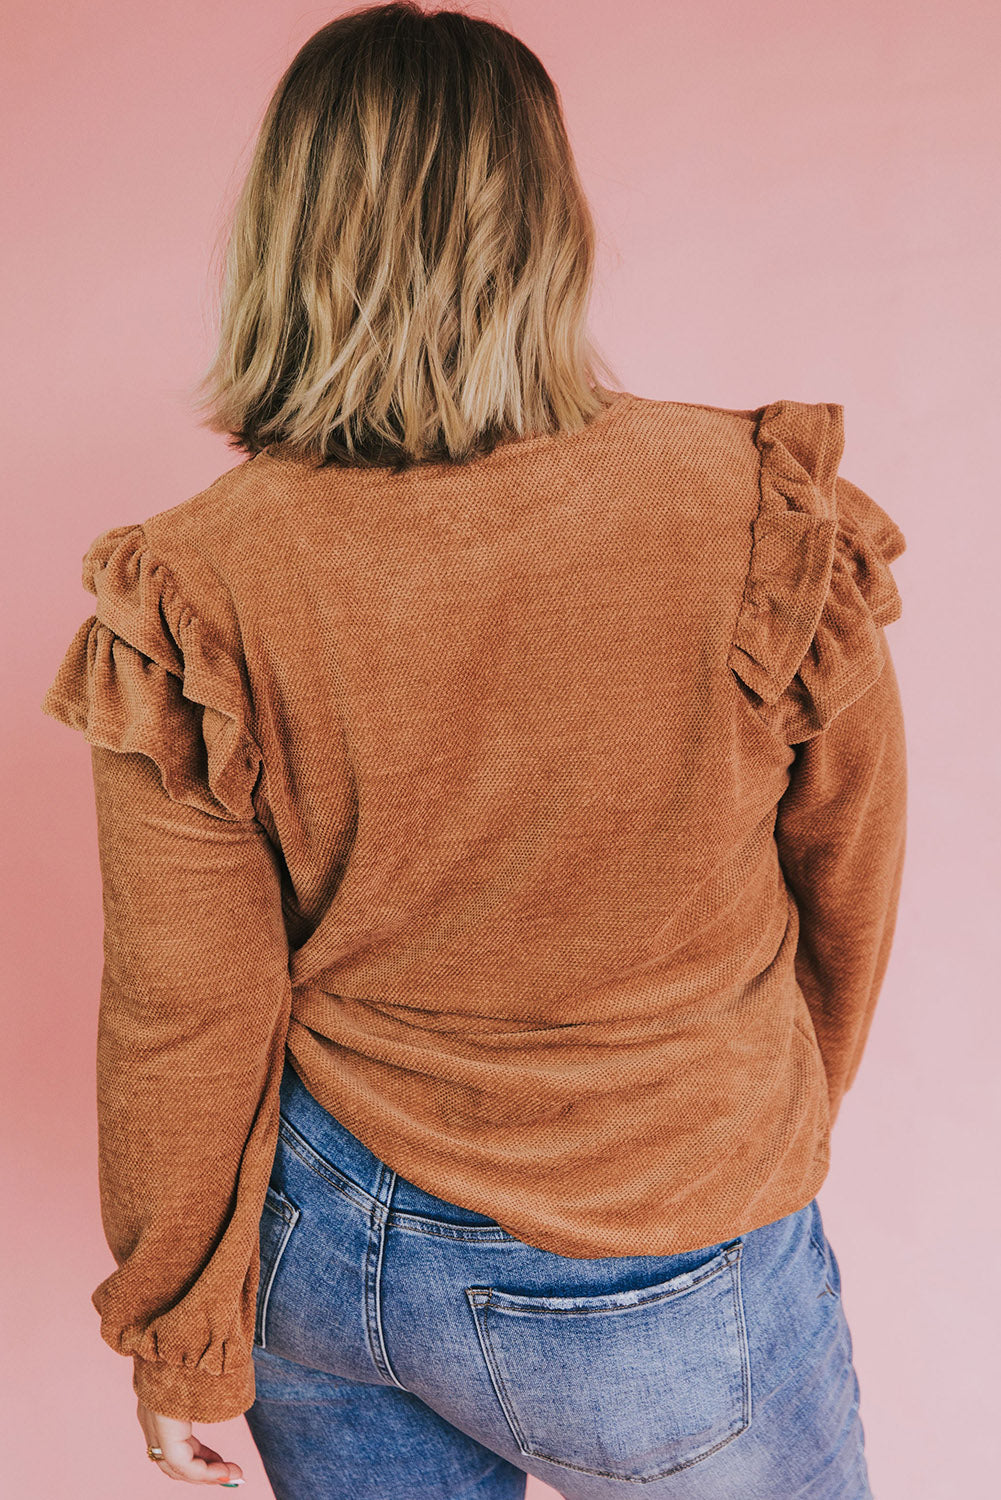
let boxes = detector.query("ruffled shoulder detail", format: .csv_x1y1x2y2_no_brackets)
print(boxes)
728,400,906,743
41,522,262,820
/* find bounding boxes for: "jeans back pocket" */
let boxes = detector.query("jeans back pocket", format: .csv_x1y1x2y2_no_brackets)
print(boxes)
466,1240,750,1482
254,1184,301,1349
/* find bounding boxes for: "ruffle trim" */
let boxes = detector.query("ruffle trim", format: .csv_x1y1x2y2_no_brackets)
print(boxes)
41,523,262,820
728,400,906,743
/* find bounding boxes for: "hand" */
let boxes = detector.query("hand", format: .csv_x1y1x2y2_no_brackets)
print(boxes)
138,1399,245,1486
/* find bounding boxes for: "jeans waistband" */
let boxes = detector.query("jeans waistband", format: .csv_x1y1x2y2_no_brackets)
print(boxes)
278,1053,508,1228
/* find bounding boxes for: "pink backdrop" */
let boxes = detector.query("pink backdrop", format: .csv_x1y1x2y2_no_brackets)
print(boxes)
6,2,998,1496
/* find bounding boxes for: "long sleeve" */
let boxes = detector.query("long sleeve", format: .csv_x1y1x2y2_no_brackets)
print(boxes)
41,519,293,1421
88,743,291,1421
726,400,908,1129
774,629,907,1124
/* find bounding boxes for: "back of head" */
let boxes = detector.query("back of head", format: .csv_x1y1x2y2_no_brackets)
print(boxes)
194,1,620,472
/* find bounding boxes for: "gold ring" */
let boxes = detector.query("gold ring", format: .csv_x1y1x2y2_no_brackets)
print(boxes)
147,1445,165,1462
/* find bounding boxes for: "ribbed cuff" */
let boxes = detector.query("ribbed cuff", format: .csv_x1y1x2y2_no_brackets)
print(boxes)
131,1351,256,1423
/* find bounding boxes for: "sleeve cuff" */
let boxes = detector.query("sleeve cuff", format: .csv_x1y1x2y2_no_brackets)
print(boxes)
131,1351,256,1423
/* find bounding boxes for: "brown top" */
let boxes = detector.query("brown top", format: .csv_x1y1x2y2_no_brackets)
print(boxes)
40,392,907,1422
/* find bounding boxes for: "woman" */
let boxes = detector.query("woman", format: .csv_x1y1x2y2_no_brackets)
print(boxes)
41,4,906,1497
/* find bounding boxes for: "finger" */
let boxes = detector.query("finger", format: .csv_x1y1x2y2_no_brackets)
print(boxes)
154,1457,244,1485
178,1456,240,1484
151,1440,243,1486
191,1441,224,1464
190,1439,244,1485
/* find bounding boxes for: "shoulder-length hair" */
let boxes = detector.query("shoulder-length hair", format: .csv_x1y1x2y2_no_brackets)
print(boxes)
192,1,620,472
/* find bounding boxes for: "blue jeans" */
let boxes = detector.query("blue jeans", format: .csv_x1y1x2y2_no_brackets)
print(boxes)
245,1059,873,1499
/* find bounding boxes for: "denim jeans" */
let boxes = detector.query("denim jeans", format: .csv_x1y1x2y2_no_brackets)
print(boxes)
245,1058,873,1499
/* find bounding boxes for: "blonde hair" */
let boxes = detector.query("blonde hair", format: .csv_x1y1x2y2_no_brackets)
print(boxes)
192,1,620,472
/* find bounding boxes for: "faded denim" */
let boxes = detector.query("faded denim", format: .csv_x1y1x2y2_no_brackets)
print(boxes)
245,1059,873,1499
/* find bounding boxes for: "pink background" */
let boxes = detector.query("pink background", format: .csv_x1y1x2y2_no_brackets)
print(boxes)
5,2,998,1496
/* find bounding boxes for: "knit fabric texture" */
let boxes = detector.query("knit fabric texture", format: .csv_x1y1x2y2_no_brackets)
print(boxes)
40,392,907,1422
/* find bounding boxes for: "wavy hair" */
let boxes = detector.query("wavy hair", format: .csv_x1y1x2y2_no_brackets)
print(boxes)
191,1,620,471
